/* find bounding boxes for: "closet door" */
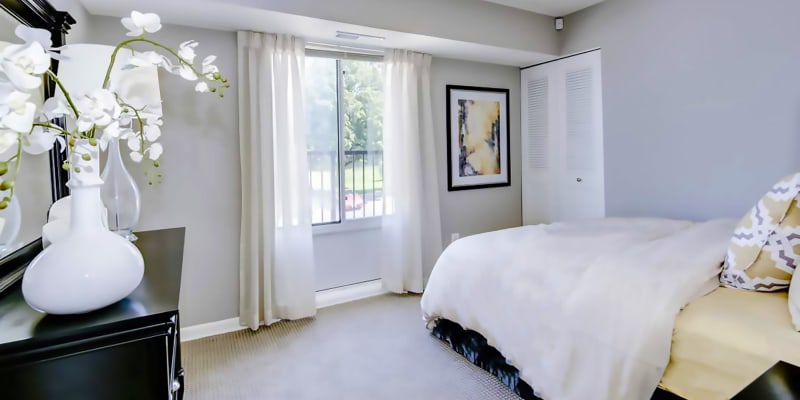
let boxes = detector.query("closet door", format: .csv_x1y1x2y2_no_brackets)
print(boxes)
553,51,605,222
520,62,555,225
521,50,605,224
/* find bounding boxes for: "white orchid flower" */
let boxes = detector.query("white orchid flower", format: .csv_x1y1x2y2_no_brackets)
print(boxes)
129,151,143,163
178,40,198,63
145,142,163,160
22,125,59,155
143,123,161,142
194,81,209,93
74,89,122,131
0,130,18,155
41,97,73,120
178,65,197,81
126,50,168,68
201,55,218,79
0,89,36,133
98,120,134,151
15,25,51,48
13,25,63,61
121,11,162,37
202,55,216,67
127,134,141,151
0,40,50,90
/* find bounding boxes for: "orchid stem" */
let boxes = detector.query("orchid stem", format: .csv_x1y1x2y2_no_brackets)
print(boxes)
45,70,79,117
32,122,71,137
102,37,210,89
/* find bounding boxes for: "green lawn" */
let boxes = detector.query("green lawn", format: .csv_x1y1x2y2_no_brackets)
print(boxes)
344,166,383,194
311,165,383,194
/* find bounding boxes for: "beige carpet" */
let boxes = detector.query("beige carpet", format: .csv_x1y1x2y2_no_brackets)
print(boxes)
183,294,521,400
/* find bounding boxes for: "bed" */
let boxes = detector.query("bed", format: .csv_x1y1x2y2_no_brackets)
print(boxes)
662,287,800,399
420,217,800,400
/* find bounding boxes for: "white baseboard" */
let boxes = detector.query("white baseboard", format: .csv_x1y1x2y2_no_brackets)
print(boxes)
181,280,387,342
181,317,244,342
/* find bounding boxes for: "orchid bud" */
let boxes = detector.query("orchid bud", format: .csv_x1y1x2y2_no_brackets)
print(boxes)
89,138,98,146
0,162,8,176
0,201,7,210
82,153,91,161
0,180,13,191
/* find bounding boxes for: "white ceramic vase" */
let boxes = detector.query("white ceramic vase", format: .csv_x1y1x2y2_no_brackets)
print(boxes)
22,140,145,315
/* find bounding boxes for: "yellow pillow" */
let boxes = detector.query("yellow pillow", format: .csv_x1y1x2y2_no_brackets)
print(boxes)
720,173,800,291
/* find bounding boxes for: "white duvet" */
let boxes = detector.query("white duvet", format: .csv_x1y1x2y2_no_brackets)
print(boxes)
421,217,737,400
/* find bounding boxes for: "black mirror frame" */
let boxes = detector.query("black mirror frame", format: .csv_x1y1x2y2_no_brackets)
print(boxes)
0,0,73,292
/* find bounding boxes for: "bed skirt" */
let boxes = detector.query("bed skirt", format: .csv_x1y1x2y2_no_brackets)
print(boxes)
429,318,684,400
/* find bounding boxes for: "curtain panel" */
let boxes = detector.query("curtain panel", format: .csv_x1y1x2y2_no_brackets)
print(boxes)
237,31,316,330
380,50,443,293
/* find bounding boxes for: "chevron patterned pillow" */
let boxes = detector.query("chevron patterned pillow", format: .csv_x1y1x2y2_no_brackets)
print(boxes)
720,173,800,291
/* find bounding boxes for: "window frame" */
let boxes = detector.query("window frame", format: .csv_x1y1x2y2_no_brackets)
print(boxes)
305,49,384,233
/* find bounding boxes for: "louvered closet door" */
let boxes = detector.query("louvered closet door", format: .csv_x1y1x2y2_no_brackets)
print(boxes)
554,51,605,221
521,64,555,225
521,50,605,224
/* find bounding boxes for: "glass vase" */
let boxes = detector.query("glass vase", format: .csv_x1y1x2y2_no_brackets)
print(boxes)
101,136,141,241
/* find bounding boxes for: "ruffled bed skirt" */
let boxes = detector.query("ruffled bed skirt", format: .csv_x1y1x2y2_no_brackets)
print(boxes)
429,318,683,400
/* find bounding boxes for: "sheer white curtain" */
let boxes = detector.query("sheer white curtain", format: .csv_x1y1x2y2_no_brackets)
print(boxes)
380,50,443,293
238,32,316,330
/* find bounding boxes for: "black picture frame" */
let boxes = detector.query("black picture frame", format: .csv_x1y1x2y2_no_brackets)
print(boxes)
0,0,73,293
446,84,511,191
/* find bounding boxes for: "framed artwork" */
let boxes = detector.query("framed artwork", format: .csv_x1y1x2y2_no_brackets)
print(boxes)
446,85,510,191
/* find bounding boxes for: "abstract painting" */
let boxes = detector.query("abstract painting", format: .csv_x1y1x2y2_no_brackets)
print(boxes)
446,85,510,191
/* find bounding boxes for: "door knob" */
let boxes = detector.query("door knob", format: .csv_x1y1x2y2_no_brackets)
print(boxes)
576,178,582,182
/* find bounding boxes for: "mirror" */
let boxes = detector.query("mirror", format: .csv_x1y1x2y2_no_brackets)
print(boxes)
0,0,72,275
0,11,52,256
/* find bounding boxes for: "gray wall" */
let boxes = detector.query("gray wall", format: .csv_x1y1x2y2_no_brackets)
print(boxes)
430,57,522,279
51,0,92,43
85,16,241,327
561,0,800,220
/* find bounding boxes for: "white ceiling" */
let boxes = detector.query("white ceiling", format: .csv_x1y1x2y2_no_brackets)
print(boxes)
78,0,555,67
482,0,603,16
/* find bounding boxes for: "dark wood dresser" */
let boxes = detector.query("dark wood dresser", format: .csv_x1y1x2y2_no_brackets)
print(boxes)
0,228,186,400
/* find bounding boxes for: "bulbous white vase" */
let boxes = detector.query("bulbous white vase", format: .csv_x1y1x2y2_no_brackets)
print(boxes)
42,196,110,248
22,141,145,315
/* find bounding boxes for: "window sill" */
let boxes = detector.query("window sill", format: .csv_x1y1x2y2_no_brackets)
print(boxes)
313,217,381,236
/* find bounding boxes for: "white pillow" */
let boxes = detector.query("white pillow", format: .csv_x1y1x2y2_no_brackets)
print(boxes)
790,269,800,331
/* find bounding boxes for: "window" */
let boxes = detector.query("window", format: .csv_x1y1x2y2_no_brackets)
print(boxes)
304,55,384,225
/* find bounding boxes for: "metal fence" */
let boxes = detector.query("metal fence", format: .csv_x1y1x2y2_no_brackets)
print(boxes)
307,150,384,224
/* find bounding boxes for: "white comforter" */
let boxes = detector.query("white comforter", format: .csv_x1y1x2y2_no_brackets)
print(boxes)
421,218,737,400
